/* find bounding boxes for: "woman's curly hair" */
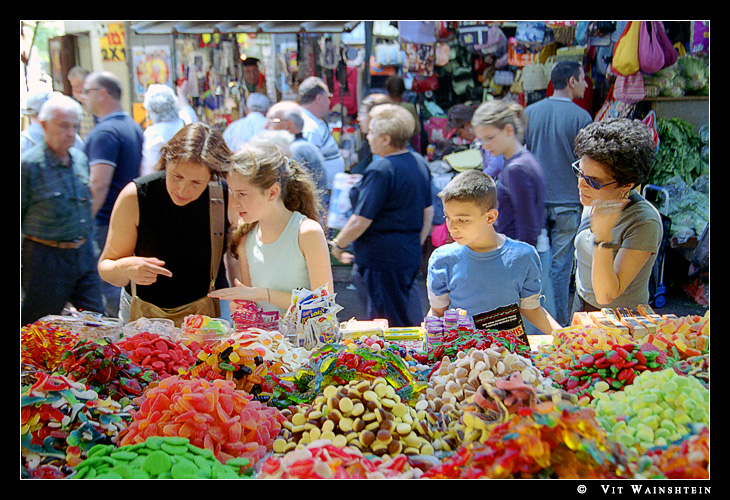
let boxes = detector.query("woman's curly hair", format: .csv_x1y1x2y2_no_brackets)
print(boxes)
573,118,656,187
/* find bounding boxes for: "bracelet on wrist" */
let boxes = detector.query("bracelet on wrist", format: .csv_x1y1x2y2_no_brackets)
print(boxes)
333,240,346,251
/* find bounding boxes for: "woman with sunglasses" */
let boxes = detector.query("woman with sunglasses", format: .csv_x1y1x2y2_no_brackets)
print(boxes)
571,118,663,314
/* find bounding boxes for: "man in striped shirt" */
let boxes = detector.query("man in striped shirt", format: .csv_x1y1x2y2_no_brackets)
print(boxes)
21,94,104,325
298,76,345,196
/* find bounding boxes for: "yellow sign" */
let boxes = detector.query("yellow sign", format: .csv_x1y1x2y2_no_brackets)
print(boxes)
100,23,126,61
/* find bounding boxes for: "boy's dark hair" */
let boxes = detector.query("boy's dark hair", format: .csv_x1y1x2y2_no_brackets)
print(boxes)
438,169,497,212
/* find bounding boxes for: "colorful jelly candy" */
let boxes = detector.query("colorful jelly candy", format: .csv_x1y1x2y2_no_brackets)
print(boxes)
592,368,710,453
21,373,133,477
119,376,285,466
117,331,198,378
259,438,421,479
73,436,254,479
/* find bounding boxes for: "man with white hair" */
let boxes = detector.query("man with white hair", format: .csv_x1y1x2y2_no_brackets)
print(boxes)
21,94,104,325
265,100,327,195
21,91,84,154
222,92,271,152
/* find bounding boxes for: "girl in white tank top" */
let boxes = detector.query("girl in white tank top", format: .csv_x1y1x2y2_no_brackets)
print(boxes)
208,141,333,315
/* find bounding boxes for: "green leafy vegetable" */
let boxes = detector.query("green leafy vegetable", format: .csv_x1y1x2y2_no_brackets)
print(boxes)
648,117,706,186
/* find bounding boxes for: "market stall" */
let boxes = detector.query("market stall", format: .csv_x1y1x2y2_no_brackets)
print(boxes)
21,290,709,480
21,20,710,482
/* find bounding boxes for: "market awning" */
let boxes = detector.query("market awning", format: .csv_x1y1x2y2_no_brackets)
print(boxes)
130,21,362,35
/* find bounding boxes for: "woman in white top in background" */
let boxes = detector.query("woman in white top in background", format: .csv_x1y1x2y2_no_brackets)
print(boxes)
140,84,186,176
208,141,333,314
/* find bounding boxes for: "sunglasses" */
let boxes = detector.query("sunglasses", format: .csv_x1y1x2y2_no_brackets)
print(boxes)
572,160,618,190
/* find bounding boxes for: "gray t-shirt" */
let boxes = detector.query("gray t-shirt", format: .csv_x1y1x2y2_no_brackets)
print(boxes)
574,192,663,308
524,97,593,206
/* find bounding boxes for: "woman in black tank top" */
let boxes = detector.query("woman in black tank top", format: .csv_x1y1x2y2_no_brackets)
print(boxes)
98,123,233,315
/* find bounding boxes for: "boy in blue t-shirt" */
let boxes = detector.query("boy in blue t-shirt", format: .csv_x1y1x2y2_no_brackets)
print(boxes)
427,169,561,334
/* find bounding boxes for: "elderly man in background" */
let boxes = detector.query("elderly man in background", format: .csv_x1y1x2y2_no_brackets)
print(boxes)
21,94,104,326
265,100,328,195
21,90,84,154
297,76,345,192
222,92,271,152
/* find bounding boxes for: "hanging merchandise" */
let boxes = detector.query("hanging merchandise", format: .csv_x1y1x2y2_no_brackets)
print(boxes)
411,73,439,93
435,42,452,67
451,66,474,96
330,64,358,116
369,56,397,77
585,21,617,46
611,21,641,76
476,24,508,57
520,62,549,92
457,23,490,53
595,84,638,122
493,69,514,87
638,21,666,75
507,37,539,67
547,21,577,46
437,21,458,41
613,72,645,104
515,21,547,44
399,21,437,45
375,42,406,67
655,22,679,69
404,42,435,74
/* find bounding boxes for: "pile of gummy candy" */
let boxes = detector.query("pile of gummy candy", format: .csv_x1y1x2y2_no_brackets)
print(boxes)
21,309,710,479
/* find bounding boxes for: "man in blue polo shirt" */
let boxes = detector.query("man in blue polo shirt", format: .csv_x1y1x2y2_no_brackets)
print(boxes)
83,71,144,317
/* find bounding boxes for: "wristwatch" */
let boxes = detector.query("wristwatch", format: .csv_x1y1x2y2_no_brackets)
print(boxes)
594,240,620,250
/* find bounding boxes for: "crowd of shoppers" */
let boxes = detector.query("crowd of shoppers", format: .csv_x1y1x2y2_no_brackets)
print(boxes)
22,63,662,334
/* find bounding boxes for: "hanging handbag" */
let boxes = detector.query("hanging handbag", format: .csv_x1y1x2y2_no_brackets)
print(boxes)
613,72,645,104
611,21,641,76
638,21,665,75
128,180,226,327
520,62,548,92
654,21,678,69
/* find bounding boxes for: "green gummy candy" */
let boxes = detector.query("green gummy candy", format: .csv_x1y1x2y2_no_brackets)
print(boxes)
661,380,678,393
142,450,173,477
162,436,190,446
660,419,677,432
187,444,215,459
171,459,199,479
618,433,635,447
95,470,124,479
636,426,654,443
690,407,708,422
110,465,134,479
87,444,114,457
129,470,151,479
655,428,671,440
225,457,250,468
110,450,139,461
161,443,189,455
145,436,165,449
